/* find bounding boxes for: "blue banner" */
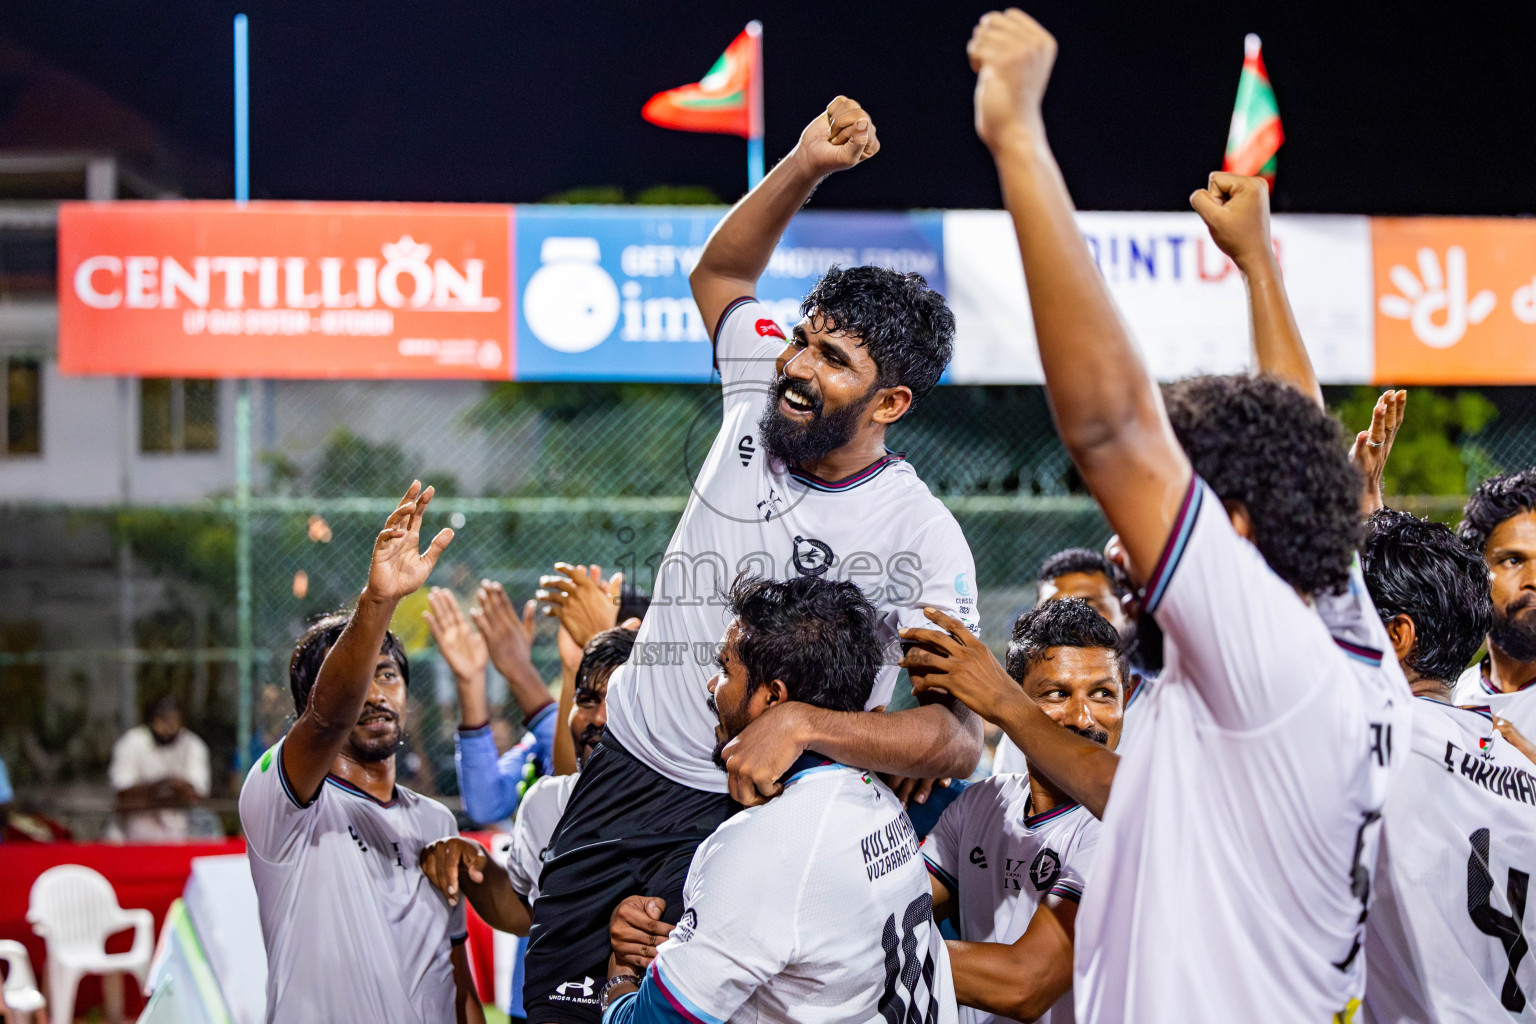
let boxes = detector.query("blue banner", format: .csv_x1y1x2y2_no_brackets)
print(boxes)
513,207,945,381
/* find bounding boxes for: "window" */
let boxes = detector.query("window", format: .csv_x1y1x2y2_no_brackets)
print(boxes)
140,378,219,453
5,357,40,455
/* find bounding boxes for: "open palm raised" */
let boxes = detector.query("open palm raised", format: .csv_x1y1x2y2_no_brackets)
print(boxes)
366,480,454,603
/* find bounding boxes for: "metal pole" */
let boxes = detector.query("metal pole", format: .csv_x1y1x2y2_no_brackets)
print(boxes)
234,13,255,773
746,21,764,189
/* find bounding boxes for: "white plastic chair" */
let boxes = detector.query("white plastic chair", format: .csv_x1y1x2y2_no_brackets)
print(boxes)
0,939,48,1024
27,865,153,1024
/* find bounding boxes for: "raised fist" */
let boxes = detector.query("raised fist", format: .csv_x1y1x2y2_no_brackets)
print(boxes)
1189,172,1274,273
793,96,880,178
968,9,1057,151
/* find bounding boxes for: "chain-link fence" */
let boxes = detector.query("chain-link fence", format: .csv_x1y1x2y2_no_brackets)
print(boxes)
5,380,1533,835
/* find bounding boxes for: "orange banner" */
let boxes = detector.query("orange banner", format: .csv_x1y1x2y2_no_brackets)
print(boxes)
58,201,514,379
1373,217,1536,384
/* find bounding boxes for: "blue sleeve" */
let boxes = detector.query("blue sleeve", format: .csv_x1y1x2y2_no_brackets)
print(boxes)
454,725,523,825
602,974,697,1024
0,757,12,804
454,704,559,825
526,702,558,776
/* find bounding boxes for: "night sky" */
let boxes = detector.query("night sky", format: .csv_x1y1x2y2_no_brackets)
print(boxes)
4,0,1534,216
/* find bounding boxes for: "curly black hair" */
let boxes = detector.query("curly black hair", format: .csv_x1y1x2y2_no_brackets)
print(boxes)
1036,547,1130,597
1005,598,1128,685
289,611,410,717
1457,467,1536,556
729,573,882,714
801,264,955,409
1162,374,1363,596
1363,509,1491,685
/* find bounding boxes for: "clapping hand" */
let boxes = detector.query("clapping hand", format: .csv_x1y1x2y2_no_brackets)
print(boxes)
364,481,453,603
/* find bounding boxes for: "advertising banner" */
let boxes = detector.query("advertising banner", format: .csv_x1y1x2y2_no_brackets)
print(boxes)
942,210,1376,384
58,202,514,379
512,207,945,381
1372,217,1536,384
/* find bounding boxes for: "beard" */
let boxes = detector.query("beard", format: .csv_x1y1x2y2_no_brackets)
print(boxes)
1490,595,1536,662
575,724,605,770
758,376,875,466
349,705,403,763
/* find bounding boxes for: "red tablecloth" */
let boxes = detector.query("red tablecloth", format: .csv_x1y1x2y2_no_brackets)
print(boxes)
0,840,247,1019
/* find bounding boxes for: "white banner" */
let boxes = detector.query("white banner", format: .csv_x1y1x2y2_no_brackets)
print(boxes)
943,210,1375,384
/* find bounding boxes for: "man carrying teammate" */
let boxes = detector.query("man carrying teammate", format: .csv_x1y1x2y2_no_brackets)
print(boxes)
239,481,484,1024
923,598,1122,1023
523,95,982,1024
599,576,957,1024
904,13,1412,1021
1359,508,1536,1020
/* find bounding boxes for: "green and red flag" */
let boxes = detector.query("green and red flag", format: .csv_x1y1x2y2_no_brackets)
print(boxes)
1224,33,1283,186
642,21,763,140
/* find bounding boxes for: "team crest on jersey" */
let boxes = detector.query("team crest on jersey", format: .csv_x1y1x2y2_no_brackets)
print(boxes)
1029,848,1062,891
792,535,834,576
672,908,697,944
738,435,756,466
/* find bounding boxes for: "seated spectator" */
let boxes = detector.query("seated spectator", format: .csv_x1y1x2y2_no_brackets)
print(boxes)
109,694,212,842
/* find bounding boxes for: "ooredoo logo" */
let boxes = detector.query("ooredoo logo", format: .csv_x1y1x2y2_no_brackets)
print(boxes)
755,318,786,340
522,237,621,353
1377,246,1495,349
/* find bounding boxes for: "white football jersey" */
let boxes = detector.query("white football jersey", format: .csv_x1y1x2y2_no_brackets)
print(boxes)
1073,477,1413,1024
239,739,467,1024
1364,699,1536,1023
1455,662,1536,733
605,297,980,792
645,758,959,1024
503,772,577,903
921,773,1097,1024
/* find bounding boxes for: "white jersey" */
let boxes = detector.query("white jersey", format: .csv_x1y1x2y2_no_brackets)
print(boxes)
991,671,1155,777
1455,661,1536,732
1365,699,1536,1023
921,774,1097,1024
504,772,577,903
1074,477,1412,1024
644,758,959,1024
605,297,980,792
239,739,466,1024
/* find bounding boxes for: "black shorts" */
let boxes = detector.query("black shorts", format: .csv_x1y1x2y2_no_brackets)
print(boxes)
522,734,736,1024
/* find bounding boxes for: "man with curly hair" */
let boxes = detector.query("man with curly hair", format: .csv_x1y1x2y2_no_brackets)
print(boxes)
1454,468,1536,725
520,96,982,1024
900,13,1412,1023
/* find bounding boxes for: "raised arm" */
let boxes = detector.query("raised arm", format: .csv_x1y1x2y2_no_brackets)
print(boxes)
1190,172,1322,407
902,609,1117,818
690,96,880,336
283,481,452,804
538,563,622,775
471,581,553,724
970,10,1188,580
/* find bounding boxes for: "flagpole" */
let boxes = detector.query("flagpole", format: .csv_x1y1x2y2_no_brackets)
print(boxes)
746,20,764,189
